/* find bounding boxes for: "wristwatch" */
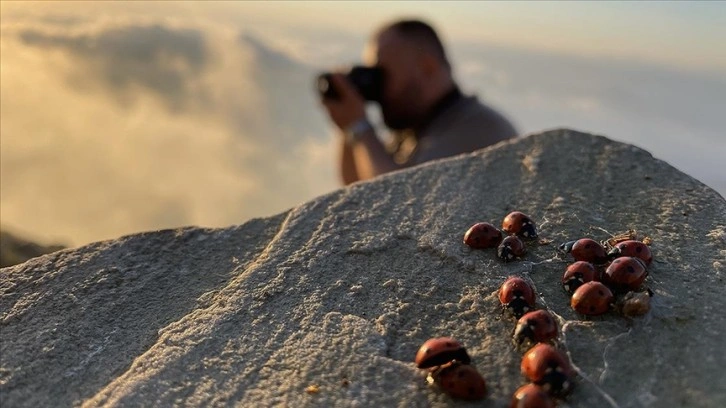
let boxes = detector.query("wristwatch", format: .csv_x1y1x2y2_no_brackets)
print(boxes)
344,118,373,144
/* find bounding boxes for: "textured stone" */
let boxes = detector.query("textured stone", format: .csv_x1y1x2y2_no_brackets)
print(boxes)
1,129,725,407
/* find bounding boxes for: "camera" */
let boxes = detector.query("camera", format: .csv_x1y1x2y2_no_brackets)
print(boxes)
317,66,383,102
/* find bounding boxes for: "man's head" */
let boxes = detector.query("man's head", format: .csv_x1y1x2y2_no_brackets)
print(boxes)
364,19,455,130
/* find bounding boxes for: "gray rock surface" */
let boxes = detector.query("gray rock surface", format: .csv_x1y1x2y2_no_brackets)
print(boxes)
1,129,725,407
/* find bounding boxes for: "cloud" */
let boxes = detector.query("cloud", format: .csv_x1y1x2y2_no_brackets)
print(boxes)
2,10,723,248
1,17,338,247
452,41,726,134
17,23,209,112
450,41,725,194
236,33,330,148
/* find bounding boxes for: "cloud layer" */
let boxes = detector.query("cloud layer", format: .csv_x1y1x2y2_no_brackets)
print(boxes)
2,10,724,247
1,17,338,246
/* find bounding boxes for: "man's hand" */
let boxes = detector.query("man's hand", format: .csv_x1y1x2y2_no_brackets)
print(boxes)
321,73,367,130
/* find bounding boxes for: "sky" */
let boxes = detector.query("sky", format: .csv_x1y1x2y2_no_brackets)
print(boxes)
1,1,725,248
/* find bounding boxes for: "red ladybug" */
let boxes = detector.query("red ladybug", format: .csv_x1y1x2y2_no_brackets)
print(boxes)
464,222,503,249
430,361,487,401
608,240,653,266
415,337,471,369
561,261,597,295
513,310,558,346
521,343,575,397
510,383,555,408
571,281,613,315
497,236,527,262
569,238,608,264
603,256,648,291
502,211,538,239
499,276,536,318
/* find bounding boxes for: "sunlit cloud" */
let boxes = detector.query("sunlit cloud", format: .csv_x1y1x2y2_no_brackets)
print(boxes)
0,16,337,247
1,2,724,248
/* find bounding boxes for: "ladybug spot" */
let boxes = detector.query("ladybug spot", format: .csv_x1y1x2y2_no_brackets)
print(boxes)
628,266,635,273
468,387,477,395
598,290,604,295
636,247,642,253
445,342,454,347
589,305,595,311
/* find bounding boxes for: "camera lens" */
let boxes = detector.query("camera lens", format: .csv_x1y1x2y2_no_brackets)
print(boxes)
316,73,339,100
315,67,383,101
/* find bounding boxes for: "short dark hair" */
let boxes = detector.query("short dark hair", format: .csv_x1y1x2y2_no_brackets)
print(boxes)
379,19,450,68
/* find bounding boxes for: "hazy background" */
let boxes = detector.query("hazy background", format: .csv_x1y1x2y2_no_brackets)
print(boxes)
1,1,724,248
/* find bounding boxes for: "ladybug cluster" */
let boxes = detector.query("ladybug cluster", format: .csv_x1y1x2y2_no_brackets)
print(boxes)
499,276,574,406
413,216,656,405
464,211,538,262
413,337,487,401
559,233,654,317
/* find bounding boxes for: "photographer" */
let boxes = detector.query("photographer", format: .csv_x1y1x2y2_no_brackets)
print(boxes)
319,19,518,185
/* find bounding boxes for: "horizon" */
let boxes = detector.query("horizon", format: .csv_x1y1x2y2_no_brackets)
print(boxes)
2,1,725,247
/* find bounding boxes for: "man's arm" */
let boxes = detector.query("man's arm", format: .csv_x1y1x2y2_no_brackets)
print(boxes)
348,125,402,180
322,74,402,184
339,138,359,185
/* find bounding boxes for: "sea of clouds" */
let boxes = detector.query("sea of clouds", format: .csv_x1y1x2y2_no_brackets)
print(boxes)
1,12,724,247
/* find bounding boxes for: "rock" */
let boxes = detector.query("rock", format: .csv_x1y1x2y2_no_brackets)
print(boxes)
0,231,66,268
1,129,724,407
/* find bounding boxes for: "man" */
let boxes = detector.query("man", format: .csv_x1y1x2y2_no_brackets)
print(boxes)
321,19,518,185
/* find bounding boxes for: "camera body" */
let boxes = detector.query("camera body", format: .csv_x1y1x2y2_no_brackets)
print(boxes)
317,66,383,102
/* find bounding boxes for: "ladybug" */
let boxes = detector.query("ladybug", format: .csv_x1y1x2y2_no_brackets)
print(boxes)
571,281,613,315
603,256,648,291
429,361,487,401
464,222,503,249
502,211,538,239
561,261,597,295
521,343,575,397
415,337,471,369
497,236,527,262
607,240,653,266
569,238,608,264
558,240,577,254
513,310,558,347
510,383,555,408
499,276,536,318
